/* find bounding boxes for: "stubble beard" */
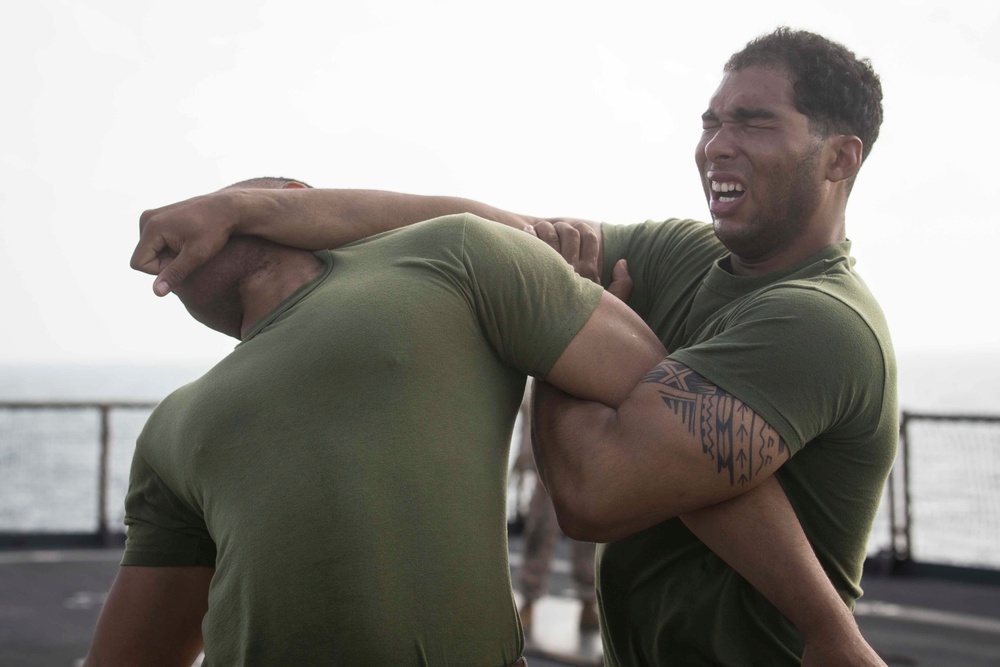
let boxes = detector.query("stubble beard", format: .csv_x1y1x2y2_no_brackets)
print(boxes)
712,144,824,263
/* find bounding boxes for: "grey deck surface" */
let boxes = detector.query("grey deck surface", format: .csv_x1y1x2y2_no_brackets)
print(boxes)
2,538,999,667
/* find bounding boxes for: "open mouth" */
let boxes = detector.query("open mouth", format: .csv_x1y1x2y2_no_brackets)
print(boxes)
711,180,745,203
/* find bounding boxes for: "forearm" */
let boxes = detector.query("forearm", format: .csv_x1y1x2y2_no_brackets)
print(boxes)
531,382,656,542
230,188,536,249
134,184,547,296
530,291,667,539
679,481,857,642
530,381,602,497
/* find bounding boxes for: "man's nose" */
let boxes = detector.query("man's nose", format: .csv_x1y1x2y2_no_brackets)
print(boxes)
702,124,738,163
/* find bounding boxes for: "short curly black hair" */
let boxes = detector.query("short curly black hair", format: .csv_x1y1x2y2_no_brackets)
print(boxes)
725,27,883,162
225,176,313,189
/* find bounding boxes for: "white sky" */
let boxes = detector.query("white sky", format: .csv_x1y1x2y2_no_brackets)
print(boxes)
2,0,998,365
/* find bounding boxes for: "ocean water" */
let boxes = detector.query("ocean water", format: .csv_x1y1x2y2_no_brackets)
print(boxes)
1,350,998,567
0,362,214,533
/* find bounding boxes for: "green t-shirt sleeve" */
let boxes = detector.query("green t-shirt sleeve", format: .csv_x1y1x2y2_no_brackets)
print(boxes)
670,286,887,455
121,450,217,567
458,214,604,378
601,219,724,320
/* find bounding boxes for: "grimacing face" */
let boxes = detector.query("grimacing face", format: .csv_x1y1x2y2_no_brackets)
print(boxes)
695,66,828,265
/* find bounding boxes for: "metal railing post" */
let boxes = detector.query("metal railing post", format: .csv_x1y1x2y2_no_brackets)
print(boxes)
888,443,897,561
901,411,913,563
98,404,111,546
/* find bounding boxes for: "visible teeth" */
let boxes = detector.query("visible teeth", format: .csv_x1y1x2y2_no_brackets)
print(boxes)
710,181,745,193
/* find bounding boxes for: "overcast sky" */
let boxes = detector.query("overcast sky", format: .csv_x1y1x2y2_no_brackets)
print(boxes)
2,0,997,366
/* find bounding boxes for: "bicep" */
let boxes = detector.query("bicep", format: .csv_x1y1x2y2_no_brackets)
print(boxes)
614,358,791,518
543,291,666,408
86,565,213,667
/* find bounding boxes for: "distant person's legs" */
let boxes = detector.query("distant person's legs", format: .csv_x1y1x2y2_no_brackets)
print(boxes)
519,480,599,634
571,538,599,632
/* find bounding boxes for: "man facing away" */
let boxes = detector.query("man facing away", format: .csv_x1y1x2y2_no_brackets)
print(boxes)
123,27,893,666
87,179,664,666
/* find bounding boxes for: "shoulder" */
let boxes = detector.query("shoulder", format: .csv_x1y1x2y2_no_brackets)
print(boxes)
733,282,896,431
404,212,504,238
136,370,213,448
601,218,725,288
341,213,482,267
603,218,722,253
757,269,893,355
380,213,525,255
743,282,889,355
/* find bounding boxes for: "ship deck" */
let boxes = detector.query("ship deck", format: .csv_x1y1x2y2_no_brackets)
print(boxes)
2,535,999,667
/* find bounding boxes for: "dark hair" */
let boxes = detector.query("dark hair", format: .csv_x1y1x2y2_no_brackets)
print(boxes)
225,176,313,189
725,27,883,162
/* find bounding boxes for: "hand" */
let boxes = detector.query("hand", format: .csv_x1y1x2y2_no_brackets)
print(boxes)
131,191,242,296
607,259,633,302
526,220,601,283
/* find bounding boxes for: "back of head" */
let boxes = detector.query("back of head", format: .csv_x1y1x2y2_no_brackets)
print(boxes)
179,175,314,336
725,27,883,163
224,176,314,190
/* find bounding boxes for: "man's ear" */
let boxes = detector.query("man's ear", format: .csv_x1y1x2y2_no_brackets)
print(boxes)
282,181,309,189
826,135,863,183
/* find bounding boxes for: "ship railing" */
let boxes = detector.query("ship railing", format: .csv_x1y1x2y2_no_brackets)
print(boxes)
2,402,999,583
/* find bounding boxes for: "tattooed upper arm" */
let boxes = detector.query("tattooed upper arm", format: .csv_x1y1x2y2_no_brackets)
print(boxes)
533,354,793,541
642,359,789,489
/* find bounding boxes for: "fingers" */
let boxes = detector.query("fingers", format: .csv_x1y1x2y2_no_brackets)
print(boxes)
607,259,633,302
130,209,167,275
532,221,559,250
527,221,601,282
555,222,581,267
130,217,191,297
131,193,235,297
129,242,166,277
152,250,201,297
574,223,601,283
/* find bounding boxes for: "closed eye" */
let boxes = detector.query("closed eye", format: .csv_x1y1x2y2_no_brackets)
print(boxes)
703,107,778,129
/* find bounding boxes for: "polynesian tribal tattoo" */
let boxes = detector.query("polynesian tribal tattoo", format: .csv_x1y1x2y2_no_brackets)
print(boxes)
642,359,787,487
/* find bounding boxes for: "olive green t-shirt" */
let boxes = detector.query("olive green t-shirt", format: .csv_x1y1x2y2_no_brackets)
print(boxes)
598,219,897,666
122,214,603,666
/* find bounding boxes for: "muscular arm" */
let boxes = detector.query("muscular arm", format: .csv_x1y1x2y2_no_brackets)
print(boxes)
538,254,882,663
682,482,884,665
85,565,212,667
539,350,883,663
533,358,792,542
133,185,602,296
541,291,666,408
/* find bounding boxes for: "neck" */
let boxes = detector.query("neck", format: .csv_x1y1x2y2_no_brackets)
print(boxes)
730,232,846,276
730,210,847,277
238,249,324,338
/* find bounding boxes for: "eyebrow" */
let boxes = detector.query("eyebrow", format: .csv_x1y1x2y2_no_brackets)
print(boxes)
702,106,777,123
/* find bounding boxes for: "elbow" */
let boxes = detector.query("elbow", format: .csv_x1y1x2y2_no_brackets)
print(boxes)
548,485,631,543
556,514,614,543
548,476,689,543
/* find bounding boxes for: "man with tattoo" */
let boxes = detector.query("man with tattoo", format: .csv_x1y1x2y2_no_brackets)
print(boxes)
529,29,895,666
124,27,892,666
